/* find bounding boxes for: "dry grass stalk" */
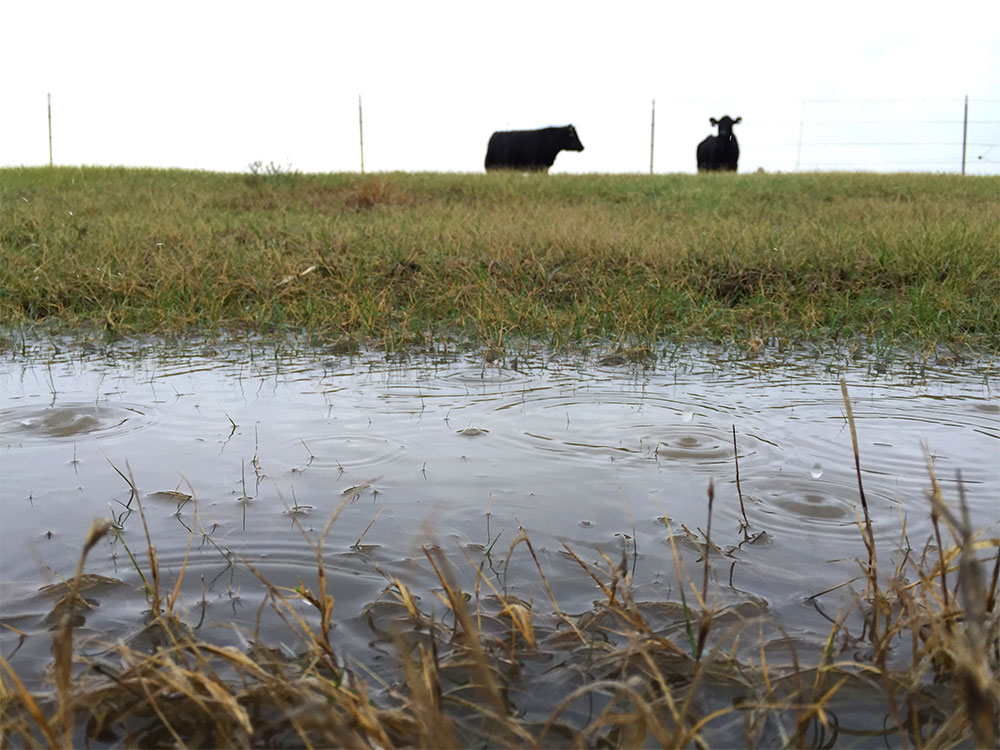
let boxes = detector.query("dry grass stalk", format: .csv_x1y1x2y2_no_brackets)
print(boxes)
52,518,114,747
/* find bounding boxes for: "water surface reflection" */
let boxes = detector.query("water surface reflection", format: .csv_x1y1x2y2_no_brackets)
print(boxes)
1,341,997,685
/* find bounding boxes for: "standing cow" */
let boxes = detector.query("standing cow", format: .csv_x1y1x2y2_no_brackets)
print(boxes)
484,125,584,172
696,116,742,172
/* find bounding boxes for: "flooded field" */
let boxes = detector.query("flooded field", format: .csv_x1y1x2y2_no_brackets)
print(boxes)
1,339,997,745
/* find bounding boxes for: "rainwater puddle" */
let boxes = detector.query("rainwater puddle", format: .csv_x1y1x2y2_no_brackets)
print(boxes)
1,341,998,709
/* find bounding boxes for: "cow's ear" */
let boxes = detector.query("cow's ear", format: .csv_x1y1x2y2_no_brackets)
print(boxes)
710,118,718,125
734,117,742,124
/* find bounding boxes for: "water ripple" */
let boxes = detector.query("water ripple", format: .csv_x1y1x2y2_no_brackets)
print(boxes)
1,402,153,442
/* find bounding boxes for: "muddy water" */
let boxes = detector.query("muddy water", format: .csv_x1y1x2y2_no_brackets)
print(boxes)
1,342,998,688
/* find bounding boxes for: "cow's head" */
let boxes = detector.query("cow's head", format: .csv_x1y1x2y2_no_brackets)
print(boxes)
709,116,742,138
562,124,584,151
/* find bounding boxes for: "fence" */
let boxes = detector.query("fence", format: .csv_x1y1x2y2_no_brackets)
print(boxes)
649,97,1000,175
789,97,997,173
29,94,1000,176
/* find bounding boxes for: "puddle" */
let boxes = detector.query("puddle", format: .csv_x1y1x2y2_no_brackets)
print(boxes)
1,341,997,706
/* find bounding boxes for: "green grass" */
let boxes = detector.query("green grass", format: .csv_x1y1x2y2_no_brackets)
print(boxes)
2,167,998,350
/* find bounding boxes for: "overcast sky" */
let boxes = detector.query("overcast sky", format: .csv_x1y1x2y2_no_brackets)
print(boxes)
2,1,999,175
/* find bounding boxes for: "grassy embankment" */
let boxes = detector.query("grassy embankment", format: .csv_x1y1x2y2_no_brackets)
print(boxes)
1,166,998,351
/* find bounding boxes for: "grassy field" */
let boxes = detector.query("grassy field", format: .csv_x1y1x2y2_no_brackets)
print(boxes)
1,166,998,350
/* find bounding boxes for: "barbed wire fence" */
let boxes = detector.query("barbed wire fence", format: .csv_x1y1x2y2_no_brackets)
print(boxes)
35,92,1000,175
740,97,999,174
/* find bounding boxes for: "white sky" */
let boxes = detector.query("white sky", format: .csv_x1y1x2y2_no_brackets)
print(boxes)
2,1,999,175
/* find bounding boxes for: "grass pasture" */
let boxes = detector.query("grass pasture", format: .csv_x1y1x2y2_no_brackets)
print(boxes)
1,167,998,350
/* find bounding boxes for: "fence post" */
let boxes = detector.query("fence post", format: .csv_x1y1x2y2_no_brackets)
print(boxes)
358,95,365,174
795,100,805,171
961,95,968,175
48,93,53,167
649,99,655,175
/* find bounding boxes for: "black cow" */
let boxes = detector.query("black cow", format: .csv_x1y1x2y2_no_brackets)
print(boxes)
484,125,584,172
696,115,742,172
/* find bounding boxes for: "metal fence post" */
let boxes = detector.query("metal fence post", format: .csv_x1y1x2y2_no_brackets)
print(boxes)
48,93,53,167
795,100,805,171
961,95,968,175
650,99,655,175
359,95,365,174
